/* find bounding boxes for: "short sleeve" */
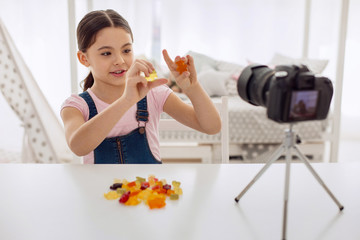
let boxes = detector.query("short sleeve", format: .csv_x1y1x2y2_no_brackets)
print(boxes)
60,94,89,121
149,84,173,112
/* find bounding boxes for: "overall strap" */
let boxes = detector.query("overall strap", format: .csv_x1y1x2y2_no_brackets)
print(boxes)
136,96,149,123
79,91,98,120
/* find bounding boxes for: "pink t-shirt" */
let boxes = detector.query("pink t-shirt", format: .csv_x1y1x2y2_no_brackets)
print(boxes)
61,85,172,164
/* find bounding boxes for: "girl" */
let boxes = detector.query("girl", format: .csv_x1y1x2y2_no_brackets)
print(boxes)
61,9,221,164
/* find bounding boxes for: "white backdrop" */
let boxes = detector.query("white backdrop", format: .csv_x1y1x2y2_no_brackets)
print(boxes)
0,0,359,153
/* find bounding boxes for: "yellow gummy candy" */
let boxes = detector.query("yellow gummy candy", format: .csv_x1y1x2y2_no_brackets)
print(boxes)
135,181,141,189
148,175,156,186
113,178,122,183
174,188,183,195
145,70,158,81
172,181,181,188
104,191,120,200
138,188,152,201
125,196,141,206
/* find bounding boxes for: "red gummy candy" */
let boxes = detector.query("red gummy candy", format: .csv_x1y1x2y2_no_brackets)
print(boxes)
119,191,130,204
163,184,171,190
152,185,160,190
175,59,188,74
141,182,150,190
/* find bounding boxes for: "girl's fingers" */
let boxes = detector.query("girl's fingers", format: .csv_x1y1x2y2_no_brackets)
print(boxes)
162,49,177,71
178,71,190,81
175,74,191,90
163,49,194,75
147,78,168,89
186,55,196,73
129,59,154,77
137,59,155,76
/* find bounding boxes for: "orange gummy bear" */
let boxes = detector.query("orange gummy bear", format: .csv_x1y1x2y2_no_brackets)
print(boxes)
148,197,166,209
175,59,188,74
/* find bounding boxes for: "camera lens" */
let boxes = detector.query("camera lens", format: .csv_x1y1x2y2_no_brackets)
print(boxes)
237,64,274,107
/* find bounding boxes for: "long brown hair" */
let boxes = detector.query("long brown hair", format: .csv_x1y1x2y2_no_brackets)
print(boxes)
77,9,133,91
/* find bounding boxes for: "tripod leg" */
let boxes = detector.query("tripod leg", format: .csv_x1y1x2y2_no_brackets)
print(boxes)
235,144,285,202
282,145,292,240
293,146,344,211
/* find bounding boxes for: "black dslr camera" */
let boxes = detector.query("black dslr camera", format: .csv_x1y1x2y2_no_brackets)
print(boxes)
237,64,333,123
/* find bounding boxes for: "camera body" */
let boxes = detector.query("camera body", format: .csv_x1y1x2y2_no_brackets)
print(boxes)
237,64,333,123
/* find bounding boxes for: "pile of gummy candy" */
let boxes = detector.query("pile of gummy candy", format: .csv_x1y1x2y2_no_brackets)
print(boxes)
104,175,182,209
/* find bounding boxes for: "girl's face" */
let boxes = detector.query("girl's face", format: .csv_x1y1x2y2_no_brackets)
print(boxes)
78,27,134,88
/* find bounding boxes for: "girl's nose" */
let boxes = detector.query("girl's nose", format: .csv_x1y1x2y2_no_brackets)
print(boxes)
114,54,125,65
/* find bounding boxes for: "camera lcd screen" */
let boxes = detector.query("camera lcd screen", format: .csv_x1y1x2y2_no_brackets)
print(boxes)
288,90,319,121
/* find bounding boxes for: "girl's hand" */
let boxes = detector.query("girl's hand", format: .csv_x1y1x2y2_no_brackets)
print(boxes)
162,49,198,93
123,59,168,105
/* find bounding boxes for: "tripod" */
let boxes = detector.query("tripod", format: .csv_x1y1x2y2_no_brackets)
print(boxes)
234,124,344,240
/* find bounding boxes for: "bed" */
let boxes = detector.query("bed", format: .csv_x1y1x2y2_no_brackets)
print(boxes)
159,51,331,163
160,95,329,163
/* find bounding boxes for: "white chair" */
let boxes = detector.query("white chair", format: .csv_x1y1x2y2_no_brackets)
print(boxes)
0,18,75,163
159,96,229,163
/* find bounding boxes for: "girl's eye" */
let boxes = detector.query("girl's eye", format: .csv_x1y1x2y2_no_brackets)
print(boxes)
101,52,111,56
123,49,132,54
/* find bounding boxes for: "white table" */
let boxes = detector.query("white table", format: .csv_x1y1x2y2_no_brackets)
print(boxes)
0,163,359,240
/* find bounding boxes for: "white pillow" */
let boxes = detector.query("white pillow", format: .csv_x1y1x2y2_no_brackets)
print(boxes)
186,51,217,72
269,53,328,74
198,67,229,97
216,60,244,73
216,60,245,96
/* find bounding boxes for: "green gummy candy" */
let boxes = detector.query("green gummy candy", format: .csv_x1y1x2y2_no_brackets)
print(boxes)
170,193,179,200
136,176,146,183
116,188,127,195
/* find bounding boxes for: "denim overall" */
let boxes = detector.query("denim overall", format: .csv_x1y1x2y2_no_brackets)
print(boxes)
79,91,161,164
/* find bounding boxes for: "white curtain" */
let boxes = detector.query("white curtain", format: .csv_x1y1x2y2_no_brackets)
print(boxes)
161,0,305,64
0,0,70,154
0,18,74,163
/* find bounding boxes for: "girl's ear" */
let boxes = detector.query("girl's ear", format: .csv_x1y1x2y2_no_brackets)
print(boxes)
77,51,90,67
